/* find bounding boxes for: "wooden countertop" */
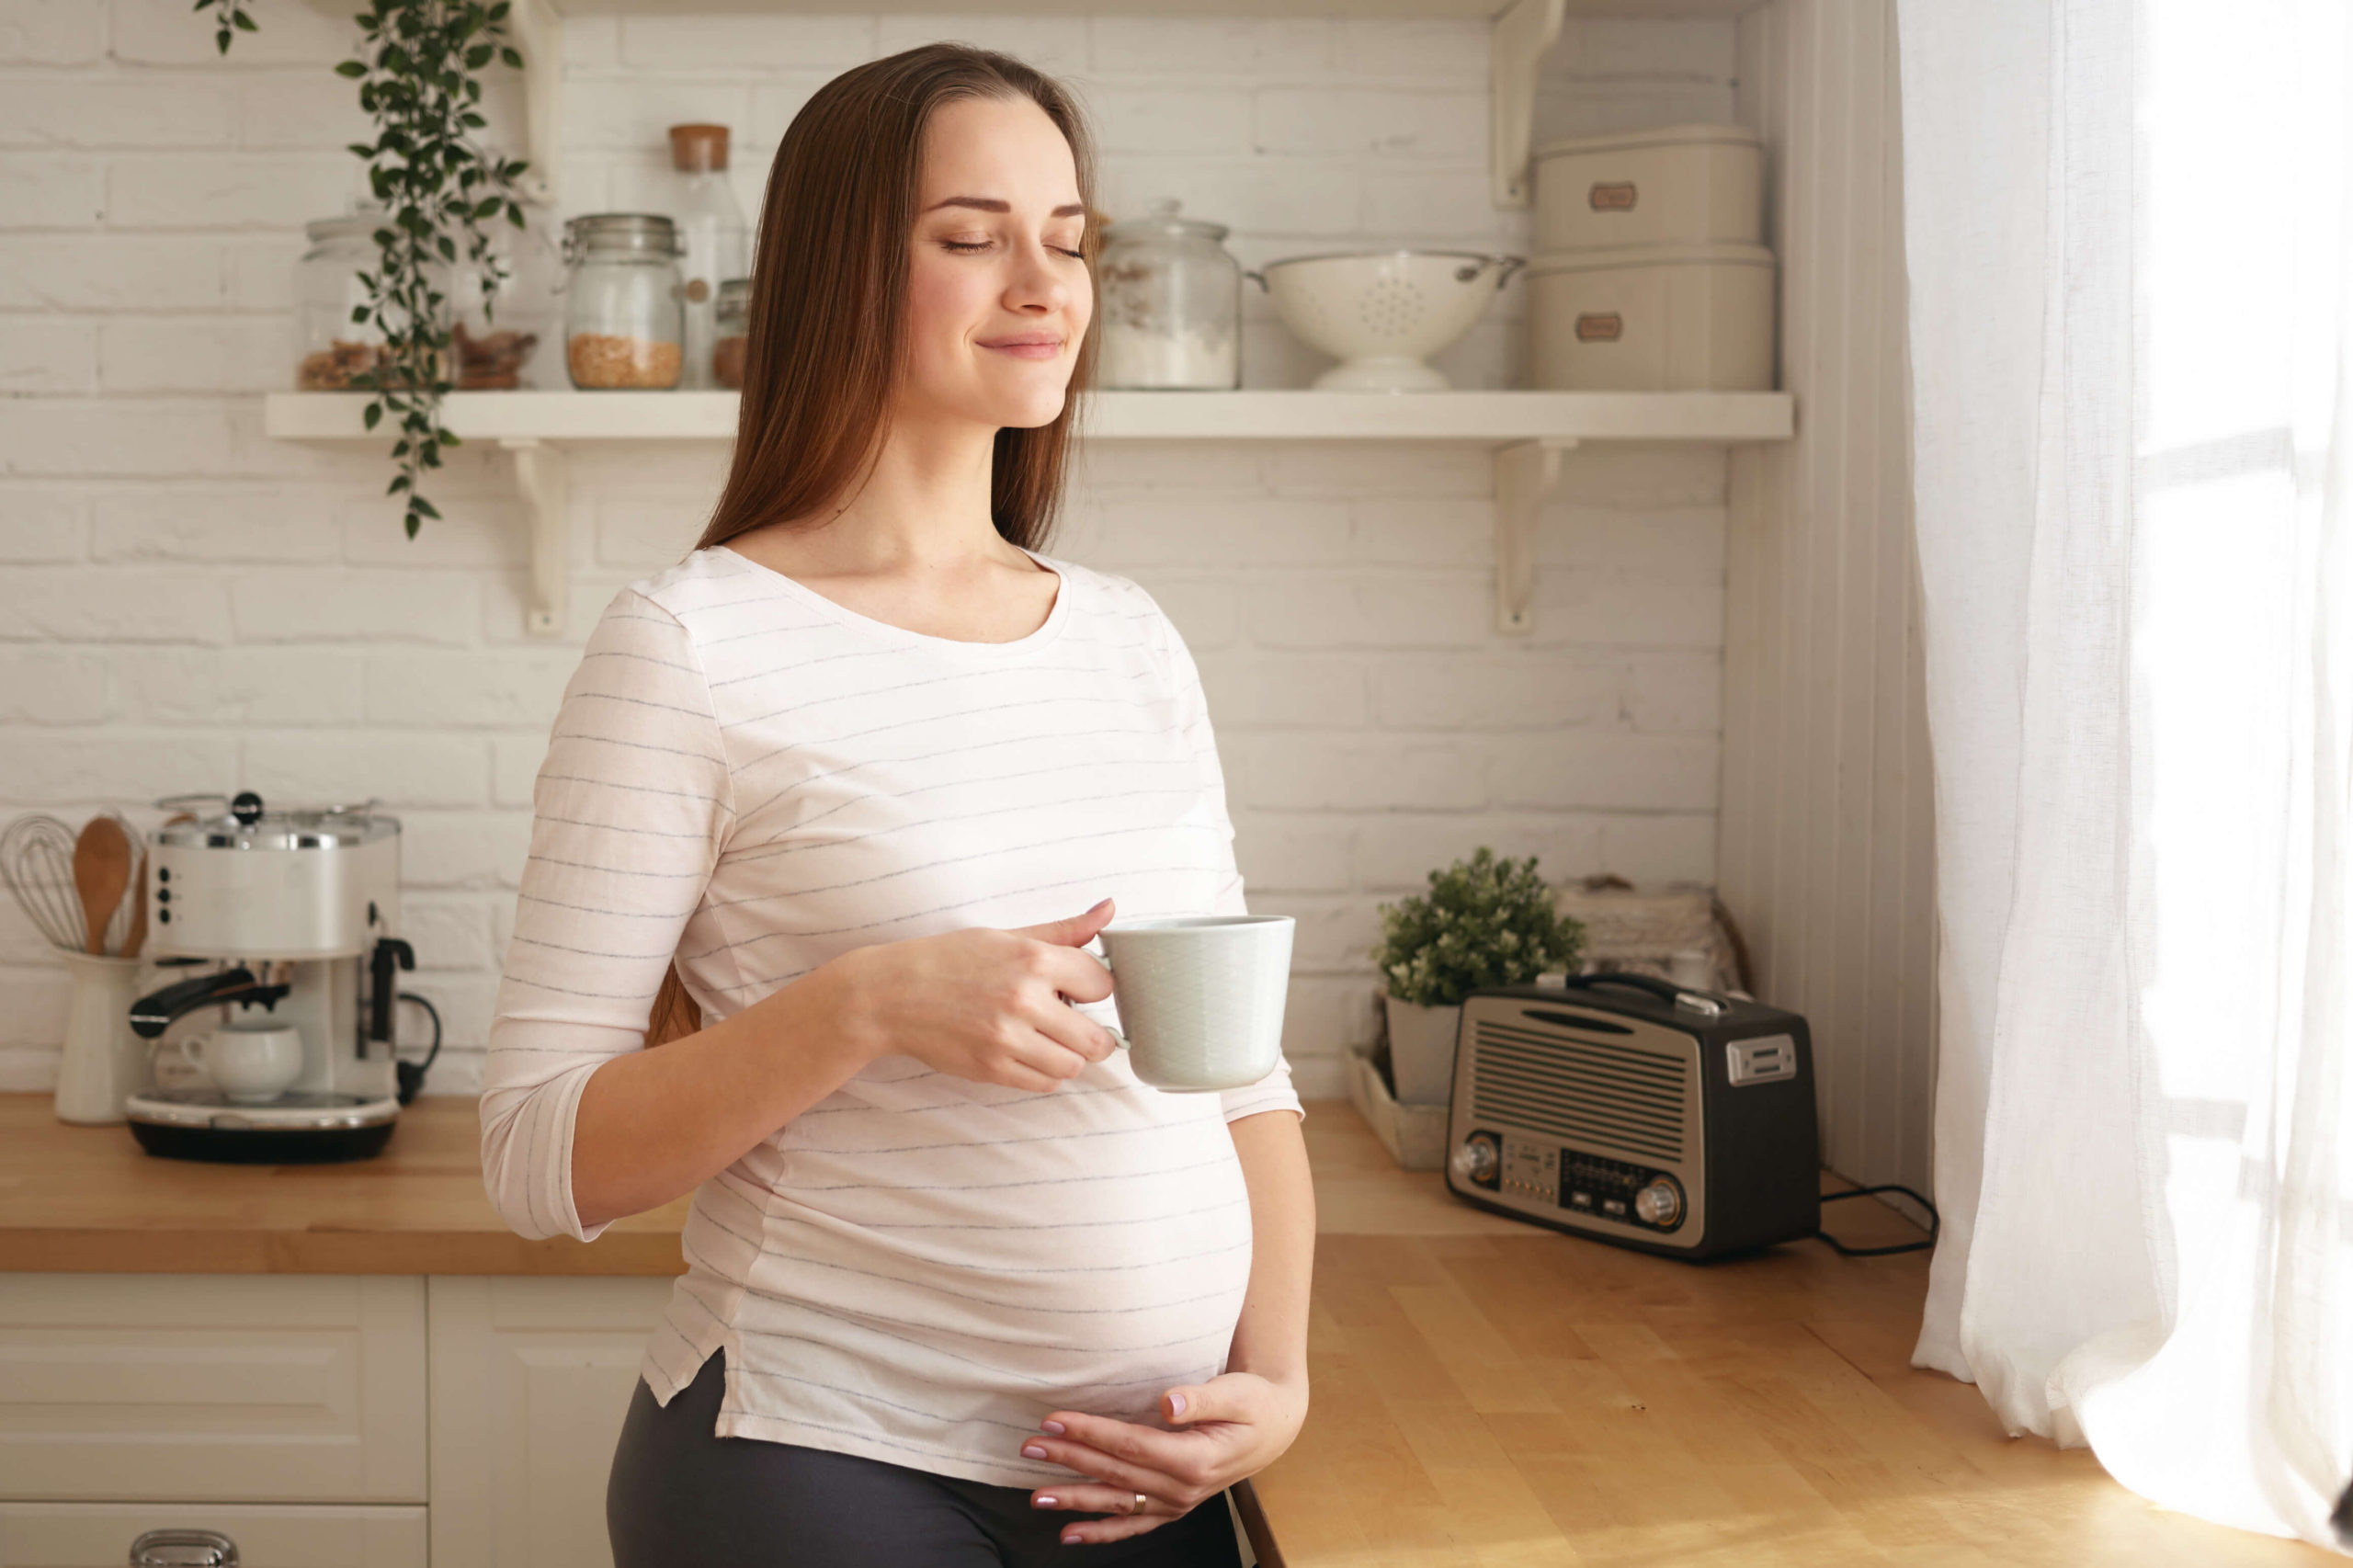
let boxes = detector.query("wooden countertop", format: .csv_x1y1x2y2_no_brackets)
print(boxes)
0,1092,695,1276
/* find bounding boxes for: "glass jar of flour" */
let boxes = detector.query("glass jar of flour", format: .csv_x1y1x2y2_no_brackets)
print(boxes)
1097,201,1241,391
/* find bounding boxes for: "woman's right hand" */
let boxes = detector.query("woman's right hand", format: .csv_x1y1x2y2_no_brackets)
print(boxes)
826,896,1125,1093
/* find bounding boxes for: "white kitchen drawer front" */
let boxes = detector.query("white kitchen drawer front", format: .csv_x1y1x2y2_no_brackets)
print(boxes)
427,1276,674,1568
0,1502,426,1567
0,1276,426,1505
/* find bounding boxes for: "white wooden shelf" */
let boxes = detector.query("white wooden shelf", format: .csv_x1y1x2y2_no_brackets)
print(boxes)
266,389,1792,638
268,389,1790,638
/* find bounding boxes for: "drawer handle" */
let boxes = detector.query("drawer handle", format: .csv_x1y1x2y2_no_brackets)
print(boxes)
1589,180,1639,210
1575,312,1624,342
130,1528,240,1568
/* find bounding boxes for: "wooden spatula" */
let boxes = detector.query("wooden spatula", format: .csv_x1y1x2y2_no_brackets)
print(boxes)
72,815,132,957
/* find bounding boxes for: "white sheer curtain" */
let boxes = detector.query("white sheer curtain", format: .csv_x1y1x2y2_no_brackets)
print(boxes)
1898,0,2353,1549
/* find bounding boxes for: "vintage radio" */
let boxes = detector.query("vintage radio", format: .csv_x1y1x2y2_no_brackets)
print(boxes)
1444,973,1819,1259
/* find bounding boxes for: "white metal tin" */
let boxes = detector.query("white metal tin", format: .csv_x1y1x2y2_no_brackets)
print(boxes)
1528,242,1776,392
1533,124,1763,254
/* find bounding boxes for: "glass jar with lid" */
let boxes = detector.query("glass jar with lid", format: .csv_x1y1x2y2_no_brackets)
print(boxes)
453,205,562,390
1097,200,1242,391
562,213,687,390
712,278,751,390
293,208,406,390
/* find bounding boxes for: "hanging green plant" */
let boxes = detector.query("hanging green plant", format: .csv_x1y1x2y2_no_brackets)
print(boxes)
199,0,532,538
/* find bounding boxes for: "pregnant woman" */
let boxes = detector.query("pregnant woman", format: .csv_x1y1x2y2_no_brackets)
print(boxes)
478,42,1313,1568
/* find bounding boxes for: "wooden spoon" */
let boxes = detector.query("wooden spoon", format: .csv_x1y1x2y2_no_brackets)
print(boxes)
72,815,132,957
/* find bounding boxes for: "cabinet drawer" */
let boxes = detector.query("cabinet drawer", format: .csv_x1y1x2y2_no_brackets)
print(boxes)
0,1502,426,1567
0,1276,426,1505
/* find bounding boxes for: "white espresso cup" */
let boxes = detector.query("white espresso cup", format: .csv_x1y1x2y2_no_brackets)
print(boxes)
1089,915,1294,1092
182,1018,305,1104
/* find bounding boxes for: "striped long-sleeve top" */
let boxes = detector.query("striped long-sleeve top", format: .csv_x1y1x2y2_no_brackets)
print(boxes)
478,543,1302,1487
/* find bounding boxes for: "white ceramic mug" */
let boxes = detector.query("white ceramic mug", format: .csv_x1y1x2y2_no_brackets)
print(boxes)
1088,915,1294,1092
183,1018,304,1104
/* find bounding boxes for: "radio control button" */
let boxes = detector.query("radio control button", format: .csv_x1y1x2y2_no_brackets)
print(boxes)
1634,1177,1686,1228
1450,1136,1499,1185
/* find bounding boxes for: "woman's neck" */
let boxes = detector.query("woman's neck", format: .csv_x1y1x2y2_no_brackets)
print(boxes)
814,410,1008,572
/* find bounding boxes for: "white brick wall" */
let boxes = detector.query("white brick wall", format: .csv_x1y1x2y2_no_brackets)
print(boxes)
0,3,1738,1101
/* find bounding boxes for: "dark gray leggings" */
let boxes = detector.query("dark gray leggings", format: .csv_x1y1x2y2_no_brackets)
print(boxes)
607,1348,1247,1568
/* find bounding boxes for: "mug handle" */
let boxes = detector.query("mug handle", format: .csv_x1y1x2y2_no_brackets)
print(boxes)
1085,949,1131,1053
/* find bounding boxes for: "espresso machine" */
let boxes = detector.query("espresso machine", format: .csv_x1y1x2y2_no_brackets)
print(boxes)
124,791,438,1163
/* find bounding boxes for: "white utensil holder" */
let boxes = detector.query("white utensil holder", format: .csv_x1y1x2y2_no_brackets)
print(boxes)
54,951,148,1125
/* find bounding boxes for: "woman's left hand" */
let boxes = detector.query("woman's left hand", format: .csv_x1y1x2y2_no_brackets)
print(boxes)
1019,1371,1307,1545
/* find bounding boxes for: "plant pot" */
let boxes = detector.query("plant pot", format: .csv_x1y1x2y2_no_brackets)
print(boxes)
1382,994,1463,1108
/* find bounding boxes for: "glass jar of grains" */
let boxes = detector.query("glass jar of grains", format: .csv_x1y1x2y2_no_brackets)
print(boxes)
1096,200,1242,391
562,213,687,390
712,278,750,390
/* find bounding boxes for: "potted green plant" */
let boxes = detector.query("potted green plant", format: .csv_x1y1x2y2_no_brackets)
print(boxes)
1370,847,1586,1105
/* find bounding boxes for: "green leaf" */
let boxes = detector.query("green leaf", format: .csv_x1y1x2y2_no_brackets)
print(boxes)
335,59,368,77
362,402,382,430
232,9,256,29
464,43,492,69
500,46,522,69
404,511,420,540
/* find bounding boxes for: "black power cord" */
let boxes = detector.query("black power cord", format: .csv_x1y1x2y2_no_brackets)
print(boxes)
1814,1183,1940,1256
393,991,441,1107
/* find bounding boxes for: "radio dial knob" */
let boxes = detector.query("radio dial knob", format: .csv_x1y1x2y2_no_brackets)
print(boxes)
1634,1177,1685,1228
1450,1137,1498,1184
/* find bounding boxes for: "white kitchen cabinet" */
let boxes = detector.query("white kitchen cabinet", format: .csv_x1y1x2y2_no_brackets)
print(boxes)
0,1504,427,1568
0,1276,427,1506
426,1276,676,1568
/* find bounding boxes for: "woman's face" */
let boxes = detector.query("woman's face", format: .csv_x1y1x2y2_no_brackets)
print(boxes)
901,95,1091,433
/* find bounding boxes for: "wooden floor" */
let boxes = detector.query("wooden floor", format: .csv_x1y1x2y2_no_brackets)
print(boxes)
1255,1105,2336,1567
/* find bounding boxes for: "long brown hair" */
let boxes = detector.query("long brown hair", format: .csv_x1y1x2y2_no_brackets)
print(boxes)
645,44,1095,1051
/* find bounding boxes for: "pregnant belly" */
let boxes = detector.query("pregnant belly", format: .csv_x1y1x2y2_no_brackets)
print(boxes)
741,1108,1256,1422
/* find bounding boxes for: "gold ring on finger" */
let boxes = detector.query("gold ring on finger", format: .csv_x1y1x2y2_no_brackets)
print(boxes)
1132,1492,1148,1515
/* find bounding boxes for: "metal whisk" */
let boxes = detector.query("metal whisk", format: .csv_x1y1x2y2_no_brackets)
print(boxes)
1,813,86,952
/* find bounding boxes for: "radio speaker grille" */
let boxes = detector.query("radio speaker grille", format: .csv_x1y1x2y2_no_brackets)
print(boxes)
1468,1019,1689,1164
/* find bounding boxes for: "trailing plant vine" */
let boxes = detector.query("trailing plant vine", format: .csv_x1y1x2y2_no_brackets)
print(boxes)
206,0,532,538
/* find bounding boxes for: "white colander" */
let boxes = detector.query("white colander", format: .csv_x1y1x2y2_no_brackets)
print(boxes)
1251,251,1523,392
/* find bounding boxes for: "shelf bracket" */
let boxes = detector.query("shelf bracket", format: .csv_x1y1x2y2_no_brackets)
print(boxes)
500,437,571,638
1491,0,1567,208
1495,438,1575,634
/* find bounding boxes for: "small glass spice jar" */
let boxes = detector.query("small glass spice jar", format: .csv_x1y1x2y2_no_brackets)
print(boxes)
562,213,687,390
712,278,750,390
294,210,392,390
1097,200,1242,391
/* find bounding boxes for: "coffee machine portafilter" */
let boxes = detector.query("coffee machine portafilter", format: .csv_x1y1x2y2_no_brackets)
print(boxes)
124,792,437,1163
